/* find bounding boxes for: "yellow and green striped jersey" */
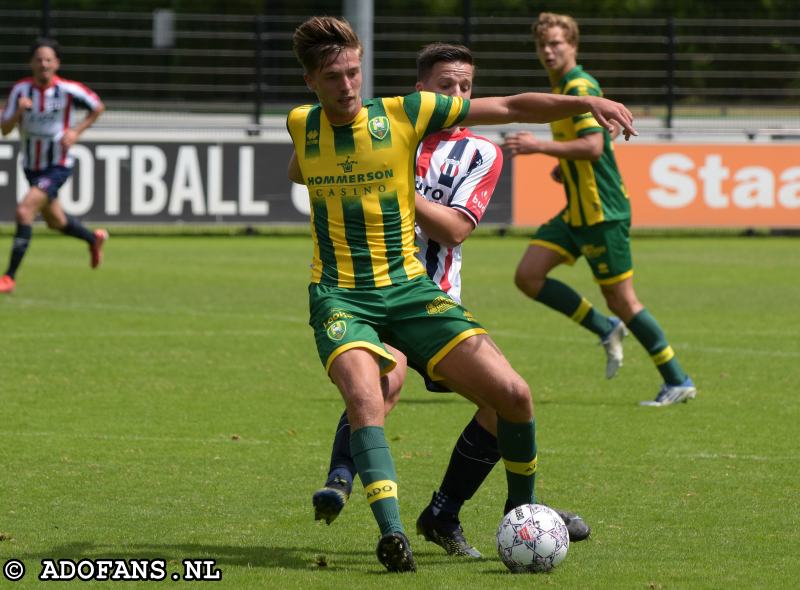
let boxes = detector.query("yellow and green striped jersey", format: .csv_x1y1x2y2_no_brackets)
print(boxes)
287,91,469,288
550,65,630,227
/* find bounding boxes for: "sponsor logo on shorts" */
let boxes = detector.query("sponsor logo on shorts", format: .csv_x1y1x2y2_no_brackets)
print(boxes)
323,309,354,329
581,244,607,259
326,320,347,341
37,178,52,190
463,310,475,322
323,309,353,341
426,296,457,315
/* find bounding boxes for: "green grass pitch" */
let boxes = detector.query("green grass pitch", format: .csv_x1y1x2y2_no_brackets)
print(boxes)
1,234,798,589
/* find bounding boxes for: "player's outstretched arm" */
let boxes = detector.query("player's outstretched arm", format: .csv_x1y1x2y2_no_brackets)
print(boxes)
503,130,604,161
463,93,637,138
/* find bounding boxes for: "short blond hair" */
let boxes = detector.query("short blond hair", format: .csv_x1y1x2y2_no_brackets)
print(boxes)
532,12,579,48
292,16,363,73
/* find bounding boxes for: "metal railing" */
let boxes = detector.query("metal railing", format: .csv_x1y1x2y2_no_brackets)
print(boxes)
1,8,798,135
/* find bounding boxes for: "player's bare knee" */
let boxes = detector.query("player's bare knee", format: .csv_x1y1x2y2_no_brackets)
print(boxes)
514,269,542,297
605,298,623,318
15,204,35,224
605,294,639,321
382,381,402,414
498,377,533,421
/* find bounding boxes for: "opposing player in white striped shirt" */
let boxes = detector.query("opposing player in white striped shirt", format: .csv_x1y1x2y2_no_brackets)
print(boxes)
1,38,107,294
312,42,590,557
414,116,501,304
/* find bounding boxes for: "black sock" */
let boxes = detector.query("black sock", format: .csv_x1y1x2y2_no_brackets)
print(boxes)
435,417,501,516
61,215,95,244
326,410,355,490
5,224,32,279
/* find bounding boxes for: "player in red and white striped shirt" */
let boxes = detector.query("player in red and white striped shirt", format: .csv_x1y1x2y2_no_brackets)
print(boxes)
313,43,589,557
1,38,107,294
414,125,501,304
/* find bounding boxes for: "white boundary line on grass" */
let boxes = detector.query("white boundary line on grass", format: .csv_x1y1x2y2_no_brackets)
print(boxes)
0,430,318,447
490,330,800,358
6,298,799,357
3,297,307,324
3,308,799,358
0,430,794,462
3,329,291,338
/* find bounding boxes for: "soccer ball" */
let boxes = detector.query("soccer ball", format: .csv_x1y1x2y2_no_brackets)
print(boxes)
496,503,569,573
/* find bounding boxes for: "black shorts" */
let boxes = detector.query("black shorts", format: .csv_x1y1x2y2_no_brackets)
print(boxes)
24,165,72,200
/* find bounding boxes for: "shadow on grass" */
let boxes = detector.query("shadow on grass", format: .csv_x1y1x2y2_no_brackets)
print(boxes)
28,542,380,571
534,397,635,406
28,542,515,575
310,395,462,406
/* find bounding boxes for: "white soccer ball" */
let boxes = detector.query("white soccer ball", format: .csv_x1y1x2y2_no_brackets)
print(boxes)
496,503,569,573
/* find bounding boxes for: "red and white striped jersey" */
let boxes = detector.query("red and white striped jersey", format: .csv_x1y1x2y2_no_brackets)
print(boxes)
414,127,502,303
2,76,102,171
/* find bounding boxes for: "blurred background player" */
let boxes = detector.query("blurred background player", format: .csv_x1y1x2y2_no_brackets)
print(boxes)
502,13,695,407
0,38,107,294
311,42,590,559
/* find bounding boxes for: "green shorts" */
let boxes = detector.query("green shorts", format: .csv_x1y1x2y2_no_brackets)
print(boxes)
532,214,633,285
308,276,486,381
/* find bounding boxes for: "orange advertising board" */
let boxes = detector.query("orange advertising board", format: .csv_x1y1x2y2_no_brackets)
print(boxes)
512,144,800,227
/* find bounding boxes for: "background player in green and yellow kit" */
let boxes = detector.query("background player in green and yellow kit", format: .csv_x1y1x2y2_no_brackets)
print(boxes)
503,12,695,407
286,16,636,572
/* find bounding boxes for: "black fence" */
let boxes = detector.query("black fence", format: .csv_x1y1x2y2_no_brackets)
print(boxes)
1,7,799,129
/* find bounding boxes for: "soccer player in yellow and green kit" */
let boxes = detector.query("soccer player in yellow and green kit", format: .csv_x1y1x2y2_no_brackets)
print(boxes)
287,15,636,572
503,12,695,407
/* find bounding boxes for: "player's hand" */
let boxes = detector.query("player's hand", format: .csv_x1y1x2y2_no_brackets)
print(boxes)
608,120,622,141
550,164,563,184
60,128,78,149
502,131,541,155
585,96,637,140
17,96,33,112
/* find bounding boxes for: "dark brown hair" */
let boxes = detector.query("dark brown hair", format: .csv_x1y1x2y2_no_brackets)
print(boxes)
29,37,61,59
292,16,362,73
416,43,473,81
